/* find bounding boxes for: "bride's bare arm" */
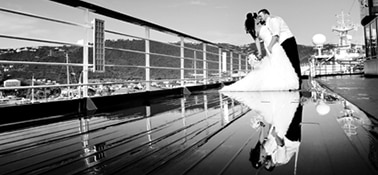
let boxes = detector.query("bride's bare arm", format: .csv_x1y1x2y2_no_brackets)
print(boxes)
255,37,262,59
254,24,262,58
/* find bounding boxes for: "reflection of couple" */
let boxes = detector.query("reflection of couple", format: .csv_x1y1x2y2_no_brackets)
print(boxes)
221,9,301,91
221,91,302,171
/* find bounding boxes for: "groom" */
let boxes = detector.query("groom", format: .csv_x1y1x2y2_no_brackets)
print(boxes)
257,9,302,87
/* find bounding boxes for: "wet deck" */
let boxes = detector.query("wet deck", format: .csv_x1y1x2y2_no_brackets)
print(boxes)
0,79,377,175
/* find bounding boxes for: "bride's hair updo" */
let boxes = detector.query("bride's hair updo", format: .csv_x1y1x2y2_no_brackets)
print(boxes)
245,12,257,39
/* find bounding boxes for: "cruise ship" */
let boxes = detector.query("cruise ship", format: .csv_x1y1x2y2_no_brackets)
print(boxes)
303,11,365,77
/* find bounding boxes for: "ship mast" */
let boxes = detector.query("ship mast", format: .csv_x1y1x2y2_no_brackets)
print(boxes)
332,11,356,48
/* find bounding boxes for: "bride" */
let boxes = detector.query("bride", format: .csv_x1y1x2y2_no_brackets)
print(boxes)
220,13,299,91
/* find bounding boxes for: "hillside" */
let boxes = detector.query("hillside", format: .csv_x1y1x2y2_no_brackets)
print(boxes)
0,39,315,84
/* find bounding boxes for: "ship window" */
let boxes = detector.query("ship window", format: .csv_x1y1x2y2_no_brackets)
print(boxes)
371,19,377,59
365,25,371,58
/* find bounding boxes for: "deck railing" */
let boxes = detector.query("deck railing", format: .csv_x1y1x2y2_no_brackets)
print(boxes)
301,50,365,77
0,0,250,105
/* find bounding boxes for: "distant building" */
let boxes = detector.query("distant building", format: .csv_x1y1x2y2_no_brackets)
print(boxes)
3,79,21,87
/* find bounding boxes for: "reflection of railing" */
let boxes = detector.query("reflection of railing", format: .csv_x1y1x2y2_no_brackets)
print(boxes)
0,0,249,106
0,88,251,174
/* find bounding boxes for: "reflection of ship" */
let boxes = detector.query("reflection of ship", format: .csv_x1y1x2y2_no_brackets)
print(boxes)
336,100,361,137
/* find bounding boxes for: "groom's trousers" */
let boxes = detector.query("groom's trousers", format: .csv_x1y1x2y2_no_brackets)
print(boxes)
285,104,303,142
281,37,302,86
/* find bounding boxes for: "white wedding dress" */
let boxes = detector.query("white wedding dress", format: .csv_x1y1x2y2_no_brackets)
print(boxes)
220,25,299,91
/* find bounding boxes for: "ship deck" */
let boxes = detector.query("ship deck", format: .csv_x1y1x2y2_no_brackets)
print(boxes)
0,79,377,175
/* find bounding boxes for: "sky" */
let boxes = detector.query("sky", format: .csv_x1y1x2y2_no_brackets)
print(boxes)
0,0,364,48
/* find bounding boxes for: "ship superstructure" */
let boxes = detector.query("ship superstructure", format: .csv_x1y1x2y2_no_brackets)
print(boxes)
332,11,363,62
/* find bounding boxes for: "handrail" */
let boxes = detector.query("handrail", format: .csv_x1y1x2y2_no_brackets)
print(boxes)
0,7,89,28
0,35,82,47
0,60,85,67
49,0,243,54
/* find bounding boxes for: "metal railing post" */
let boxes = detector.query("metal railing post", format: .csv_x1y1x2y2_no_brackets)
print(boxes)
218,48,222,81
230,52,233,79
145,27,151,91
222,52,227,80
82,8,89,97
238,54,241,79
180,37,184,86
194,51,197,84
245,55,248,72
203,43,207,84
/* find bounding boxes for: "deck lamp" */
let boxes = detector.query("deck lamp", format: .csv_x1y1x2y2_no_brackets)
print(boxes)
312,34,326,57
309,34,327,77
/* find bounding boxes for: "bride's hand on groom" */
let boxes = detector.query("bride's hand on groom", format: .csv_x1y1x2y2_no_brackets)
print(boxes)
257,53,263,60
